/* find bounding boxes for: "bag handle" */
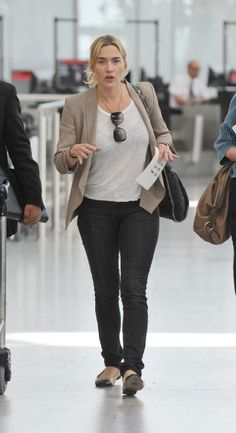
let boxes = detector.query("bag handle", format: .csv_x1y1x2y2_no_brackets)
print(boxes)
132,83,176,159
132,84,151,117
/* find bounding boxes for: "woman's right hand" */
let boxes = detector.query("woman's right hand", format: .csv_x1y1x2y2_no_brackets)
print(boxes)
68,143,101,165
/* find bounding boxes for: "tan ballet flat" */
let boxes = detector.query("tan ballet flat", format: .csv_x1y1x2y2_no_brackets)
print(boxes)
95,367,121,387
122,373,144,395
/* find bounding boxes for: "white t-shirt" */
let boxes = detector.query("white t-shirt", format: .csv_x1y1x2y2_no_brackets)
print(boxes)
85,100,149,202
169,74,209,108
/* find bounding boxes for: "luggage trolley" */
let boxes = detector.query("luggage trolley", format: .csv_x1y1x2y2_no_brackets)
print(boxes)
0,169,48,394
0,178,11,394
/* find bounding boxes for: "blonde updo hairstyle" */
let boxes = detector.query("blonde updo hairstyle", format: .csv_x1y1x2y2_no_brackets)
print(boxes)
86,34,128,87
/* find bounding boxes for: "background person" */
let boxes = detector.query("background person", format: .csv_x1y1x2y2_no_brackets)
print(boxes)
169,60,209,109
54,34,178,396
0,80,43,235
214,93,236,294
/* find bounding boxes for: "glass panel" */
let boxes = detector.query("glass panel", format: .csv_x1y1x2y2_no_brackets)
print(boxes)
77,0,236,85
224,22,236,84
57,21,76,60
79,0,123,27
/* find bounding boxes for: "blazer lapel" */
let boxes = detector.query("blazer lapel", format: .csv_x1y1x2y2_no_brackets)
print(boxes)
85,87,98,145
126,81,156,157
78,87,98,188
126,81,165,192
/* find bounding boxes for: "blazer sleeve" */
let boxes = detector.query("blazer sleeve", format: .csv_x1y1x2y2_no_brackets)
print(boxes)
4,85,43,207
54,97,79,174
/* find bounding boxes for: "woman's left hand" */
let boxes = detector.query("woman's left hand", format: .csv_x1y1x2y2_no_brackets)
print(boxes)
156,143,180,162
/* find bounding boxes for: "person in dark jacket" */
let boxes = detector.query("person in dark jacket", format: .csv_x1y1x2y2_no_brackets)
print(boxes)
0,80,42,235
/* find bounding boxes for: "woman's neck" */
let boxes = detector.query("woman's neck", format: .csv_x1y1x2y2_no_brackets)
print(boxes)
97,82,122,100
97,83,123,113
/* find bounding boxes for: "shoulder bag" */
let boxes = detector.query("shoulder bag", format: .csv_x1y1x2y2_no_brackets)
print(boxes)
0,167,48,223
132,83,189,222
193,163,232,244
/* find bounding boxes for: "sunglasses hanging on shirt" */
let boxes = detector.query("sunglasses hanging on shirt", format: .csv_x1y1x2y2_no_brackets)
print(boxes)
110,112,126,142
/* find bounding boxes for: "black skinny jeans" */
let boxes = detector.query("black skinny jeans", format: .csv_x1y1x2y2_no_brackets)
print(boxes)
77,197,159,376
229,178,236,294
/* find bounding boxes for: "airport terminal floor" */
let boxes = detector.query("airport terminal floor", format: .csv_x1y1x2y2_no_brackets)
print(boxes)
1,175,236,433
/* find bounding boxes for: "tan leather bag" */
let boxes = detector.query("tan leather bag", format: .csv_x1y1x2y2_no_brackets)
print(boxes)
193,164,233,244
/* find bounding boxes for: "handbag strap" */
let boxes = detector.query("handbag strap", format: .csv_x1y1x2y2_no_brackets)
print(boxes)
132,84,151,117
132,83,176,156
211,163,233,208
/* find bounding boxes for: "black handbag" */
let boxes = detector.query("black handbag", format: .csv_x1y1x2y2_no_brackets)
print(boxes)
159,162,189,222
132,83,189,222
0,167,48,222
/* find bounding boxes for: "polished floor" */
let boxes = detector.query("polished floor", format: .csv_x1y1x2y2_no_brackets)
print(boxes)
1,175,236,433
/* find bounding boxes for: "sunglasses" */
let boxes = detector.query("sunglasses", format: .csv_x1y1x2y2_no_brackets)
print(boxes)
110,112,126,142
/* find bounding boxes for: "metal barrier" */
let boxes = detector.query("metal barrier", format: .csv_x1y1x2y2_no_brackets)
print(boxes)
37,99,69,239
191,114,204,163
19,95,70,239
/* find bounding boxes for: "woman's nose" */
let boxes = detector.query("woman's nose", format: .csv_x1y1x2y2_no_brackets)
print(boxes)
106,61,114,72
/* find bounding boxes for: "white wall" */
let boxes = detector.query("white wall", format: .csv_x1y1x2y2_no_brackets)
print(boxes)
0,0,236,86
172,0,236,83
76,0,236,86
0,0,75,80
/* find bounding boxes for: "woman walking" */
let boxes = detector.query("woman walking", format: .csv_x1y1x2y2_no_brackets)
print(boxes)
54,34,177,395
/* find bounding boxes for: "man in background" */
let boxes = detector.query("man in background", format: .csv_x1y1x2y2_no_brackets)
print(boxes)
169,60,209,109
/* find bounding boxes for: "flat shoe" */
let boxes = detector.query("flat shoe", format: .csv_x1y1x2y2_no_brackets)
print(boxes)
95,368,121,387
122,374,144,395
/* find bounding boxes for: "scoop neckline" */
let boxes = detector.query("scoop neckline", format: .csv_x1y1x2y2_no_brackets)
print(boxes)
98,99,134,116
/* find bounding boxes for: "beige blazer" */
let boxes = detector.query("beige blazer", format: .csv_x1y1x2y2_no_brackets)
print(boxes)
54,81,174,229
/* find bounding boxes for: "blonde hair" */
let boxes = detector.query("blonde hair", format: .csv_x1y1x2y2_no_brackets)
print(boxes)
85,34,128,87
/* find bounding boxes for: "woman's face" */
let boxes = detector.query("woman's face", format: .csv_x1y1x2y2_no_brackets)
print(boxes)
92,44,126,90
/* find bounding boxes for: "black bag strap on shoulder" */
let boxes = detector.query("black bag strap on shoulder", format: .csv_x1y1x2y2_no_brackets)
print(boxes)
132,83,151,117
